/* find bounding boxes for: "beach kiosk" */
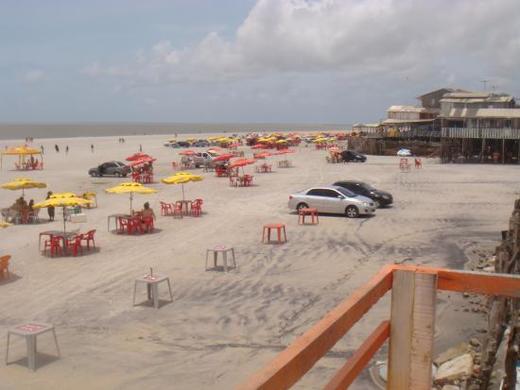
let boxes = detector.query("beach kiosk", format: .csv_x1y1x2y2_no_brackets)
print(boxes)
0,146,43,170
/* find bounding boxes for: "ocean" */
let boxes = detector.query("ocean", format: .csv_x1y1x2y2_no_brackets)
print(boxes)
0,122,351,140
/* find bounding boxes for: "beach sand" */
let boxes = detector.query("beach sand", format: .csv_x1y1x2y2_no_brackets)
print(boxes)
0,134,516,389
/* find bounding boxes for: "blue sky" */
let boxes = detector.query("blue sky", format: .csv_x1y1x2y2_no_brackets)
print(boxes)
1,0,519,123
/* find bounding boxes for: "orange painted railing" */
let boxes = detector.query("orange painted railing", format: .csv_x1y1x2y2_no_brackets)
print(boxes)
237,264,520,390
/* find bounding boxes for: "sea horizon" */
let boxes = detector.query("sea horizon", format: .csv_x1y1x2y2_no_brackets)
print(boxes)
0,121,352,141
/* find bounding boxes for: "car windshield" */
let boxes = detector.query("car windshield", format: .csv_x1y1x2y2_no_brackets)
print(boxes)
335,187,356,197
360,183,376,191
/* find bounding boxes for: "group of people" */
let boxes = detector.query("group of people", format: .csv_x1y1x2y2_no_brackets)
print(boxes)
118,138,126,143
5,196,37,224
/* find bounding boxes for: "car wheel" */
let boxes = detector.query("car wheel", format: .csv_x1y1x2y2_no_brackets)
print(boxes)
296,203,309,212
345,206,359,218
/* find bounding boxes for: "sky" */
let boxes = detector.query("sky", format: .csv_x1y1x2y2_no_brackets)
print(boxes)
1,0,519,124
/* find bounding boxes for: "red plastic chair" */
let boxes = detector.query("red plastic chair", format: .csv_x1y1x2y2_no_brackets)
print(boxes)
160,202,174,216
191,199,203,217
82,230,96,250
173,202,183,219
43,236,63,257
118,217,132,234
66,234,84,257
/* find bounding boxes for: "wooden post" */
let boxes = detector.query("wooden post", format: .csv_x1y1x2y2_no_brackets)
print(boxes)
388,270,437,389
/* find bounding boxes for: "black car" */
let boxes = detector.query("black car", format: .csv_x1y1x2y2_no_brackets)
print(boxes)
89,161,130,177
340,150,367,162
333,181,393,207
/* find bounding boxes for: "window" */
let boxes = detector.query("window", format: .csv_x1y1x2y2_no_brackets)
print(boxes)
307,189,327,196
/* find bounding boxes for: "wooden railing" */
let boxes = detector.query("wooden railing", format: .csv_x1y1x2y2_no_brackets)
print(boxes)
237,264,520,390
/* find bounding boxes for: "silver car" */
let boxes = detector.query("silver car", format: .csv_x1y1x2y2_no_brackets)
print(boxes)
288,186,376,218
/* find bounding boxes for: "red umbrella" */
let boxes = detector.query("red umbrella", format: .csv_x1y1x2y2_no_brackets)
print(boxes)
254,152,271,159
213,153,234,162
179,150,196,156
126,152,151,161
129,157,156,167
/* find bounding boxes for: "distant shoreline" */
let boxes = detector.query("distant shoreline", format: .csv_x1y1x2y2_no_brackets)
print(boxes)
0,122,351,141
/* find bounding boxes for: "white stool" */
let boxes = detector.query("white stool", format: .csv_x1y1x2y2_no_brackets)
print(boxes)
206,245,237,272
133,274,173,309
6,322,60,371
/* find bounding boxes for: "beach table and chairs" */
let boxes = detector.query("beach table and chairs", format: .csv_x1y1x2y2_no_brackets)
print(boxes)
277,159,292,168
39,229,96,257
5,322,60,371
115,214,154,234
160,199,203,218
255,163,272,173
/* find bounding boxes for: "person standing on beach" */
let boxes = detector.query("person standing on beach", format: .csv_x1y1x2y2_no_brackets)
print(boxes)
40,145,44,154
139,144,142,152
91,144,94,153
55,144,59,153
46,191,55,221
66,145,69,154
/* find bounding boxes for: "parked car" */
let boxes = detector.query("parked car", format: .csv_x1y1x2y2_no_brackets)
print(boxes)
89,161,130,177
288,186,376,218
333,181,393,207
192,140,210,147
341,150,367,162
164,141,180,148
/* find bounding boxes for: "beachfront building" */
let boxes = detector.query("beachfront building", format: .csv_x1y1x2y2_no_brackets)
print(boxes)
439,91,520,163
381,105,439,139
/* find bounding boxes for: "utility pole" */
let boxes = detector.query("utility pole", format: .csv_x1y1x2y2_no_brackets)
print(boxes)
480,79,490,91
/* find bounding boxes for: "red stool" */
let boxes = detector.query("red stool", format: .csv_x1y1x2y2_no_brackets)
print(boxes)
298,208,319,225
262,223,287,244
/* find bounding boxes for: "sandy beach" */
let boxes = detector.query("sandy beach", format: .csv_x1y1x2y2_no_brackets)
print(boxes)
0,134,517,389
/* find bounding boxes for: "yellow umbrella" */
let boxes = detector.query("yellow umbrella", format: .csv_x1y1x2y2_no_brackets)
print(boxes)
33,196,92,232
1,146,43,169
161,172,203,201
0,221,11,228
105,182,157,214
1,177,47,196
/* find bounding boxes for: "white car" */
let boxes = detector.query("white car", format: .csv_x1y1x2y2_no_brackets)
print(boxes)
397,148,412,157
288,186,376,218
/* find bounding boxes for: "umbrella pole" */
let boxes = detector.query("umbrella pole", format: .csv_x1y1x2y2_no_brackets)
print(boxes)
182,184,185,201
63,207,66,233
130,193,133,214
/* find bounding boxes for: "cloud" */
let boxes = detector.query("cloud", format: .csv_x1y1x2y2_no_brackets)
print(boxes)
22,69,46,83
84,0,520,92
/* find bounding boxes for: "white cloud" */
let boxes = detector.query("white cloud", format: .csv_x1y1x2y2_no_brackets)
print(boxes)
84,0,520,92
22,69,46,83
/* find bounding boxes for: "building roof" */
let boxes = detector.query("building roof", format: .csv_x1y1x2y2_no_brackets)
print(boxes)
444,108,520,119
441,92,514,103
382,118,435,124
416,88,470,99
387,105,425,113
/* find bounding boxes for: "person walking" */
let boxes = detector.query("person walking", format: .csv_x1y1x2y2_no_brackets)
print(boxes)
46,191,55,221
91,144,94,153
66,145,69,154
55,144,59,153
